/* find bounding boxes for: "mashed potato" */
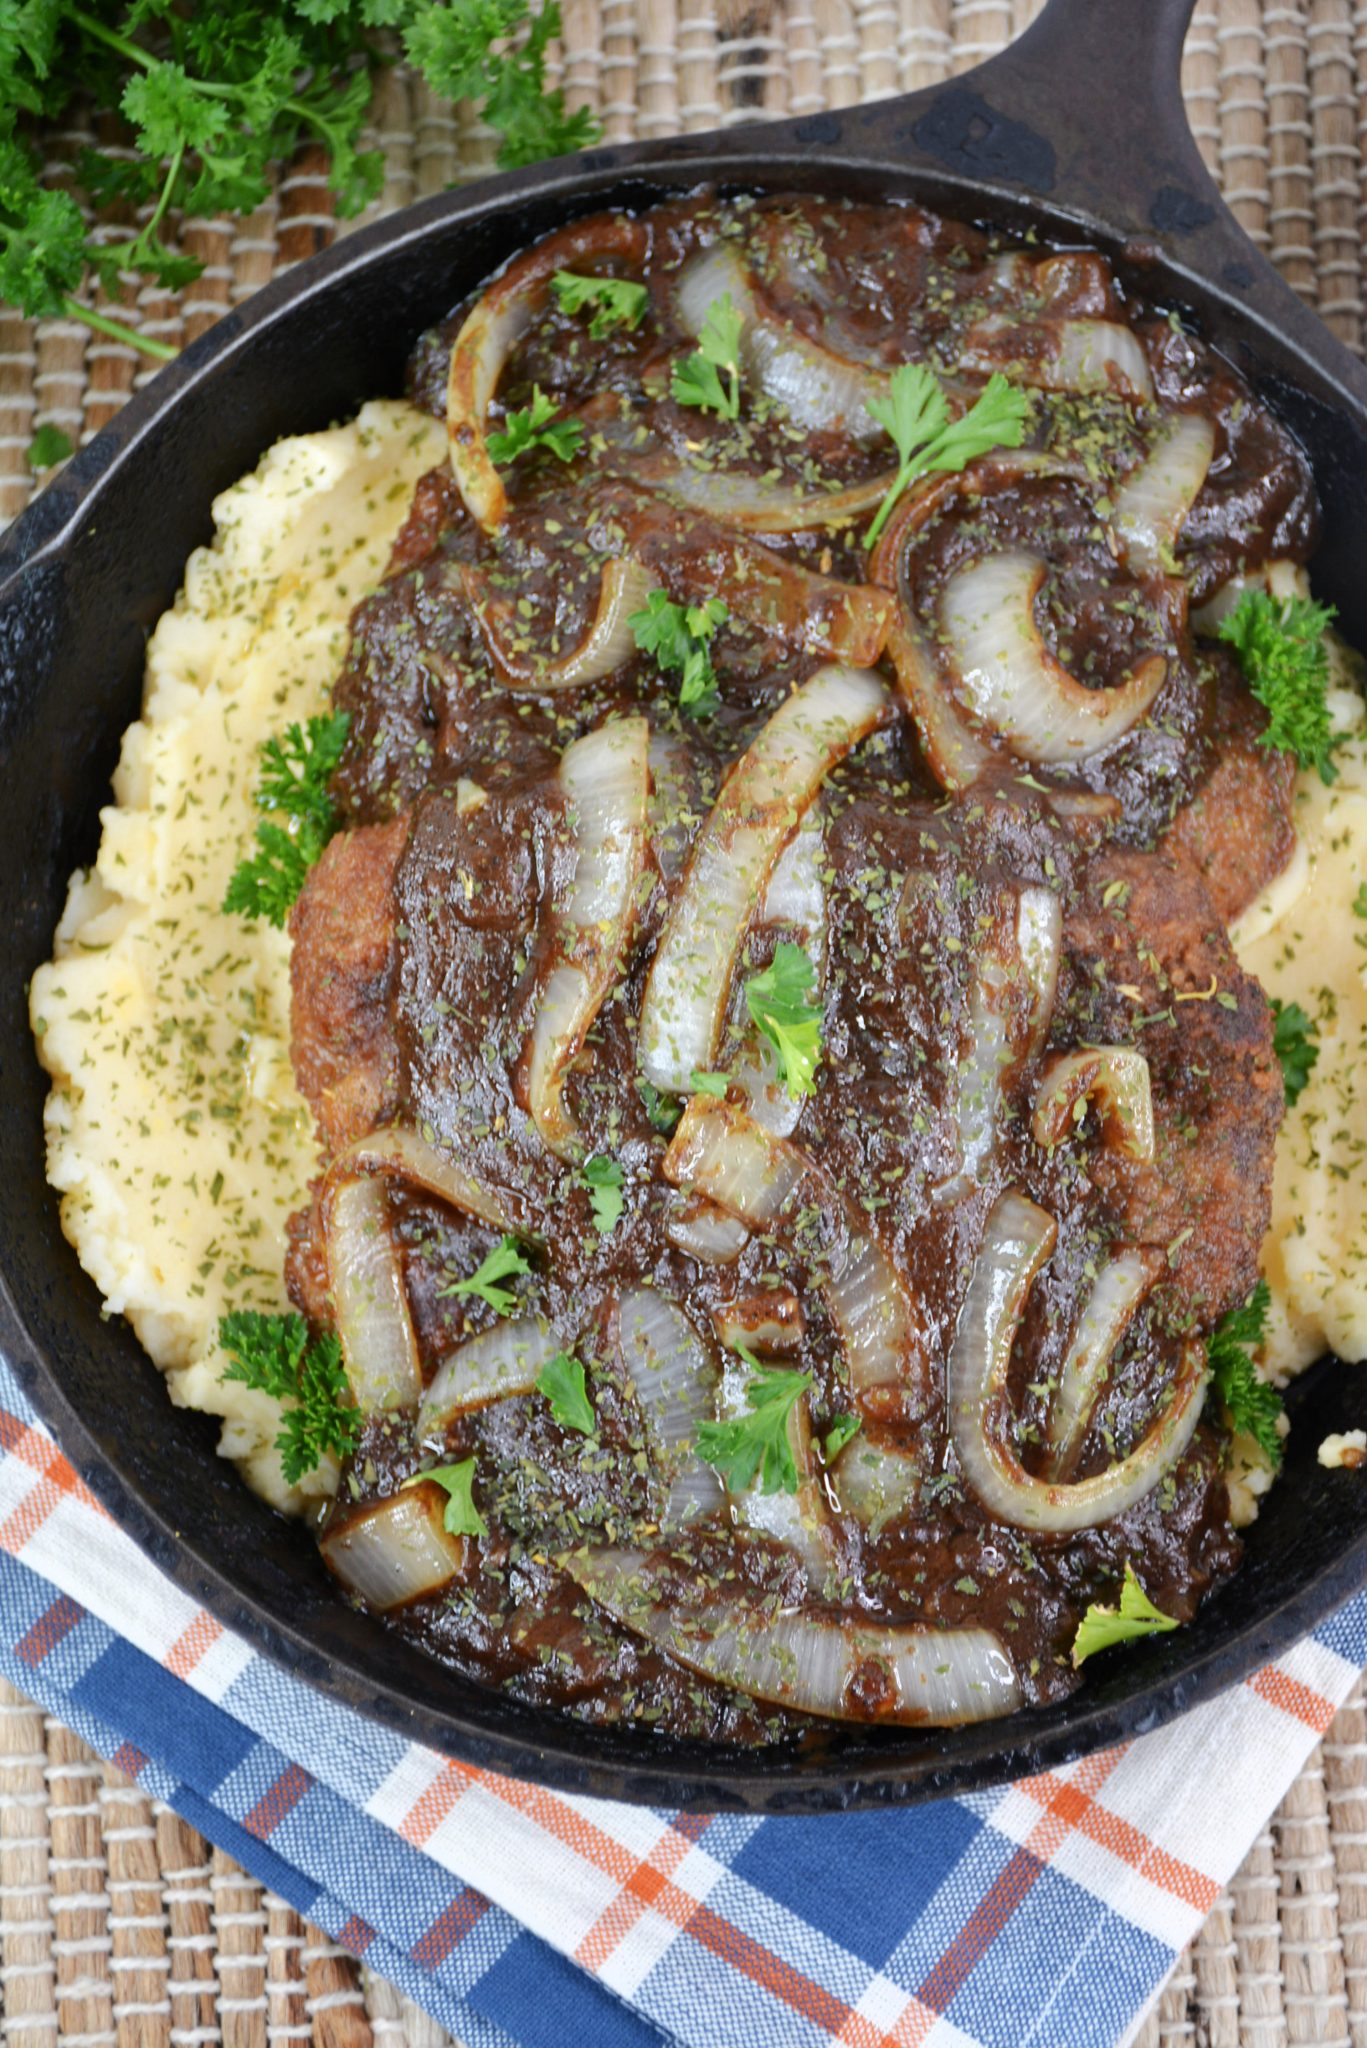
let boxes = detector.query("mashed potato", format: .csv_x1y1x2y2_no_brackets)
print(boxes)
1233,691,1367,1376
29,401,445,1510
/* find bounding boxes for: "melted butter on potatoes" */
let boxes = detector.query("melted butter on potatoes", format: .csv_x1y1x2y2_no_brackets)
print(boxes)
29,401,445,1511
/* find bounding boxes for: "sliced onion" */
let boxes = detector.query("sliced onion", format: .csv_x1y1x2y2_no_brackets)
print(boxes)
618,1287,718,1464
664,1098,927,1414
1042,1251,1164,1481
1112,413,1215,577
886,607,995,791
525,717,648,1157
419,1317,561,1435
637,455,894,533
734,808,828,1138
936,885,1060,1204
324,1174,420,1414
833,1435,921,1530
677,240,891,443
712,1290,805,1355
1017,886,1063,1055
958,315,1154,402
639,664,887,1092
1191,558,1309,634
564,1546,1022,1725
663,1192,750,1263
595,475,892,664
865,450,1091,594
949,1190,1207,1531
461,557,654,690
338,1124,513,1231
447,214,647,529
1032,1047,1155,1161
942,549,1168,762
322,1488,469,1609
648,730,700,884
616,1289,725,1531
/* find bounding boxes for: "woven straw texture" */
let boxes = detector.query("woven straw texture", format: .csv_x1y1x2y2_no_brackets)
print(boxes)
2,1,1366,2040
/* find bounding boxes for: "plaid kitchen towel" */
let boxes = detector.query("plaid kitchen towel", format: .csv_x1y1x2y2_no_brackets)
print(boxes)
2,1354,1364,2048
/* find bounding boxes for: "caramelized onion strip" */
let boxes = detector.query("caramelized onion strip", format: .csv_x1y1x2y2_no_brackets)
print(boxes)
1112,413,1216,576
639,665,886,1093
461,558,655,691
526,717,649,1158
419,1317,562,1435
949,1191,1207,1531
323,1173,421,1415
564,1546,1022,1725
958,315,1154,402
941,549,1167,762
337,1125,513,1231
1032,1047,1156,1161
321,1487,469,1608
676,240,892,442
617,1288,724,1527
664,1098,927,1413
446,214,647,529
1043,1251,1165,1481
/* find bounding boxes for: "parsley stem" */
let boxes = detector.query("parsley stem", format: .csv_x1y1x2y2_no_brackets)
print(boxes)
67,6,156,73
63,296,179,362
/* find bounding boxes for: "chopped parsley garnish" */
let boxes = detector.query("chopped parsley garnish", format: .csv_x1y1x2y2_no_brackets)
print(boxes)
552,270,648,337
1071,1564,1180,1667
1270,996,1319,1107
745,941,824,1100
689,1069,730,1098
864,365,1030,548
823,1413,862,1460
1219,588,1342,785
1207,1280,1284,1468
536,1351,596,1435
406,1458,488,1538
219,1310,357,1485
223,711,350,928
443,1235,532,1315
629,587,728,717
696,1367,812,1495
671,292,743,419
486,384,584,467
27,423,71,471
1355,881,1367,919
582,1154,625,1235
638,1078,682,1135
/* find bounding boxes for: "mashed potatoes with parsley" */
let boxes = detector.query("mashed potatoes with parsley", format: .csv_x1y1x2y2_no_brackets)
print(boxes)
29,401,445,1510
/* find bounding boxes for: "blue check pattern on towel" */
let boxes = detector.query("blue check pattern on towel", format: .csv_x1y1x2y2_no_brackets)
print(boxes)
2,1354,1364,2048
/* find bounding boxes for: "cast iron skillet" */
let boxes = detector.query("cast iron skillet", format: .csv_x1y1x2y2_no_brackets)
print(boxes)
3,0,1367,1812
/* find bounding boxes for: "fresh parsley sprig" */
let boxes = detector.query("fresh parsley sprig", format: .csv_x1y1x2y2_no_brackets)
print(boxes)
443,1235,533,1316
223,710,349,928
671,293,744,419
745,942,824,1100
1,2,599,362
536,1350,596,1435
629,587,728,717
863,365,1030,548
695,1366,812,1495
1219,588,1343,785
581,1154,625,1235
1071,1564,1179,1668
486,384,584,467
1270,996,1319,1107
1208,1280,1284,1468
219,1310,358,1486
552,271,649,338
405,1457,489,1537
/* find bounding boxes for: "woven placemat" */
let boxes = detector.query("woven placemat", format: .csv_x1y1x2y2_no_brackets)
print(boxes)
2,2,1366,2041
